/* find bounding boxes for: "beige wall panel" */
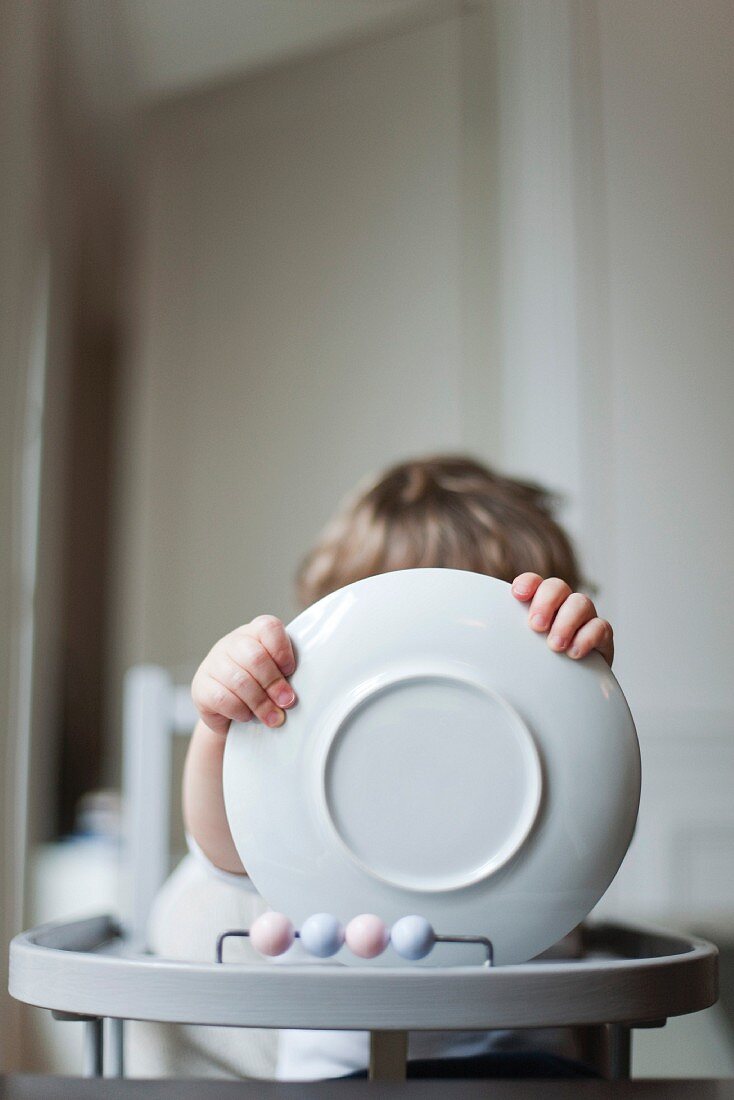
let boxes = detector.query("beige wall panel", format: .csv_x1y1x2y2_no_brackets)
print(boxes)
113,19,472,717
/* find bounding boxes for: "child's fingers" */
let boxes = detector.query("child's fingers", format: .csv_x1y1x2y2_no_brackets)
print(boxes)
191,675,253,735
546,593,597,653
526,577,573,632
511,573,543,602
567,617,614,666
227,633,296,711
246,615,297,677
210,649,288,728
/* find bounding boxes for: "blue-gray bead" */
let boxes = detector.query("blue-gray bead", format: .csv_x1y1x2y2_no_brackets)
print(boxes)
391,915,436,960
300,913,345,958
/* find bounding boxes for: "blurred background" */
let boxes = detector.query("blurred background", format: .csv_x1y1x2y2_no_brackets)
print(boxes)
1,0,733,1079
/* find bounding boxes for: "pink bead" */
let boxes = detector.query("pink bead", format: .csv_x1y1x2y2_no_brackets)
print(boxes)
249,911,295,957
345,914,390,959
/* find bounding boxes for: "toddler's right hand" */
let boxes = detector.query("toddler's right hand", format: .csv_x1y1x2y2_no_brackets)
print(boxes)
191,616,297,736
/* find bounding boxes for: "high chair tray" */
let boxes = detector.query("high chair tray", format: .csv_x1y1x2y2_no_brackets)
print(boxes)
10,916,716,1030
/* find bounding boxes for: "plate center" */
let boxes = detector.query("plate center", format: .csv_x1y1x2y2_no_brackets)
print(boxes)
321,675,541,892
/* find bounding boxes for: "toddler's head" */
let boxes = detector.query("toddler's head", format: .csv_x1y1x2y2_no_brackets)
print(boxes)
296,455,582,607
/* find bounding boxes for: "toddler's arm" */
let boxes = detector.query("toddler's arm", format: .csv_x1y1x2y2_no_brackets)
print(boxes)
183,615,296,874
511,573,614,666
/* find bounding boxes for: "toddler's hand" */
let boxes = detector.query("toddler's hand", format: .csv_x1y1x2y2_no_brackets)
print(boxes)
511,574,614,667
191,616,297,736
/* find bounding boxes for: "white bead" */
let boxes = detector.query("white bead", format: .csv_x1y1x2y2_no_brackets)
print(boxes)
299,913,345,958
390,915,436,960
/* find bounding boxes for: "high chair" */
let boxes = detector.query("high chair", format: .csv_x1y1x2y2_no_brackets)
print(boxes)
9,665,718,1082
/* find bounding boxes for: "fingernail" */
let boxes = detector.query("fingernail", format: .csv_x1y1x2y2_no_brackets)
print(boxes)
514,586,530,597
530,614,546,629
549,634,566,650
265,710,284,727
569,646,580,658
276,688,295,707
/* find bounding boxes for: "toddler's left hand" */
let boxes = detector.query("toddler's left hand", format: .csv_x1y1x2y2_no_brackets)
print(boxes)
511,573,614,667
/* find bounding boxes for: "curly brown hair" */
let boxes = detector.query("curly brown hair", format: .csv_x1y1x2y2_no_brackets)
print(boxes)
295,455,584,607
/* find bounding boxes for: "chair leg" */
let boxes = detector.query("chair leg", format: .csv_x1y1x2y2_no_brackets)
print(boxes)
607,1023,632,1079
369,1030,408,1081
82,1018,104,1078
106,1018,125,1077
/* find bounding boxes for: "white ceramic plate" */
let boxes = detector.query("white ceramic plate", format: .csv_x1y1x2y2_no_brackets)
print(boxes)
223,569,640,965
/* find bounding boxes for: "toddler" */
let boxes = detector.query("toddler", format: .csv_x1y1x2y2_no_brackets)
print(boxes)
182,455,613,1081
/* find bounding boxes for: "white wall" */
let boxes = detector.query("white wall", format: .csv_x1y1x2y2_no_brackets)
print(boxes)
113,13,490,697
598,0,733,712
595,0,734,929
488,0,734,931
114,0,734,931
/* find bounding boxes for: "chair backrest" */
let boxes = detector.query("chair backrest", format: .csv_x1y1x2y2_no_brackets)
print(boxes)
122,665,198,944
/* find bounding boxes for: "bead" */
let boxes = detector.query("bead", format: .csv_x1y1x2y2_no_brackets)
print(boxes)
300,913,345,958
345,914,390,958
391,915,436,960
249,911,295,956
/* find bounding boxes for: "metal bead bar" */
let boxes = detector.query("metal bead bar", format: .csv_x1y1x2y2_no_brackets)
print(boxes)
434,933,495,967
216,920,494,966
